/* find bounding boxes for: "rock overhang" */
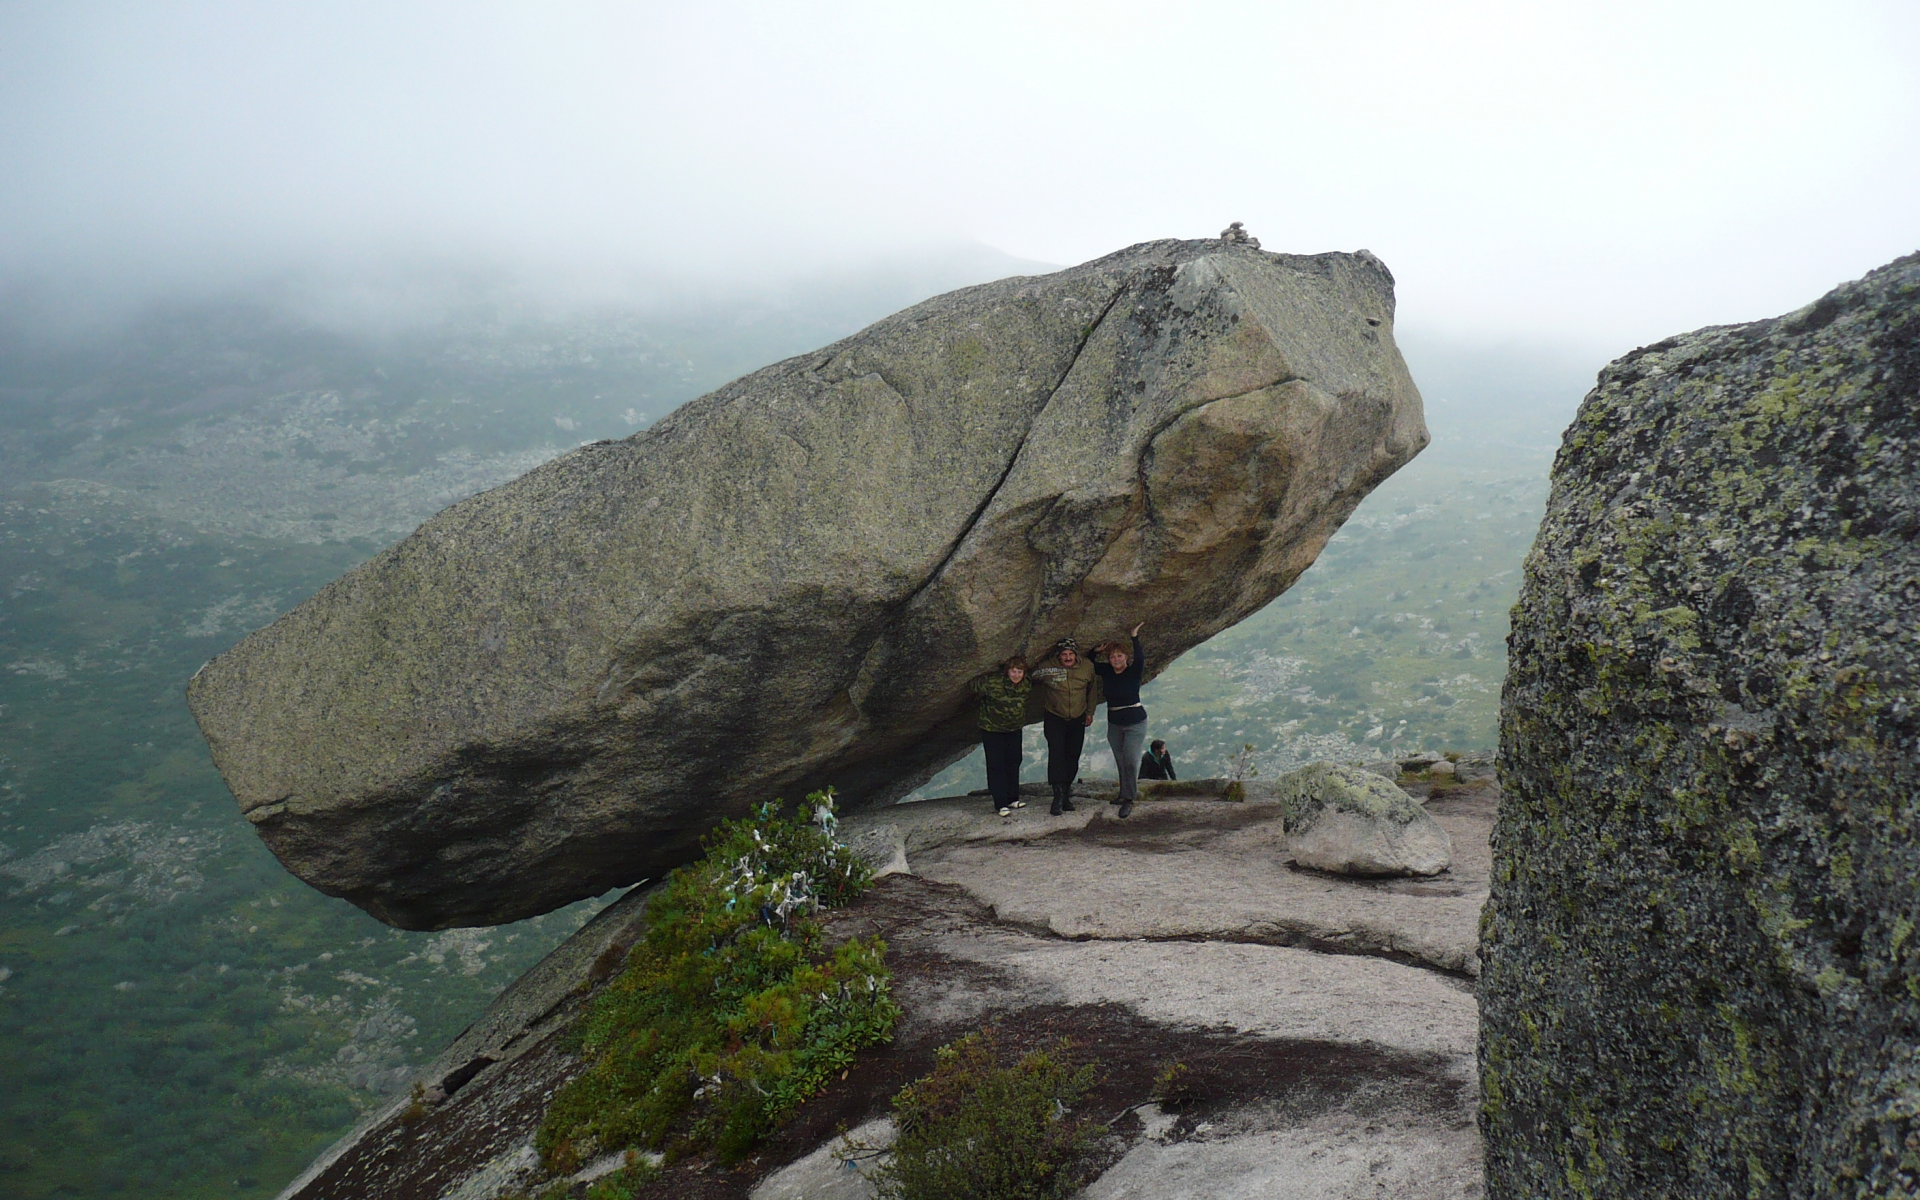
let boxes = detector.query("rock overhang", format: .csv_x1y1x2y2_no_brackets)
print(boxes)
187,236,1428,929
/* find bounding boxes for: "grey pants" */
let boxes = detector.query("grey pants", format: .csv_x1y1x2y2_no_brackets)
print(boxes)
1108,718,1147,801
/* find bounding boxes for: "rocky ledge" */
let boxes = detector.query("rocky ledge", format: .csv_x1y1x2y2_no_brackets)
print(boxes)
275,766,1494,1200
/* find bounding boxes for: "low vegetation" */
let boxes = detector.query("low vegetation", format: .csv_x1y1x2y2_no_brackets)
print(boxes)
870,1030,1101,1200
1151,1059,1200,1111
536,791,897,1172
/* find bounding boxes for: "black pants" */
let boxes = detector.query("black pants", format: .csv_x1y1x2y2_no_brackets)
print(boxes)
1042,712,1086,786
981,729,1022,807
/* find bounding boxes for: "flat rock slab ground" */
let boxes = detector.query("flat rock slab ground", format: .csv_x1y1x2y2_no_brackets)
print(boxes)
756,783,1491,1200
278,777,1491,1200
882,781,1492,977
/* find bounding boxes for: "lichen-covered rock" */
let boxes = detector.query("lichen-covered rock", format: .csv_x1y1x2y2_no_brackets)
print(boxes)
186,238,1426,929
1482,252,1920,1199
1275,763,1451,876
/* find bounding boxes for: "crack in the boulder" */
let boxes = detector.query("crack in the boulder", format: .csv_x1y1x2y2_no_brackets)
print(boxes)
596,286,1133,710
979,906,1477,987
895,283,1133,613
1135,374,1300,528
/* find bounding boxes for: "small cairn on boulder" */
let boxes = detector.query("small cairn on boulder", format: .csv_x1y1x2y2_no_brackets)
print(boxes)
1220,220,1261,248
1274,762,1452,876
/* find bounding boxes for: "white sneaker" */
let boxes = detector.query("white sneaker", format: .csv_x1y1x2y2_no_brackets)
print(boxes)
1011,800,1027,809
998,807,1012,818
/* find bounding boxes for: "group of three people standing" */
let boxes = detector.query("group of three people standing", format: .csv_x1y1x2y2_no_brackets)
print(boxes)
969,623,1151,819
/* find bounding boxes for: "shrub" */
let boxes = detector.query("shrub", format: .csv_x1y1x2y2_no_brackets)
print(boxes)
871,1030,1101,1200
537,790,897,1171
1151,1059,1199,1111
1225,742,1260,801
397,1081,430,1126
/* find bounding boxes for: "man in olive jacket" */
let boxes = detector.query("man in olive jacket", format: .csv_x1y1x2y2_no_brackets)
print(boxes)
1028,638,1098,815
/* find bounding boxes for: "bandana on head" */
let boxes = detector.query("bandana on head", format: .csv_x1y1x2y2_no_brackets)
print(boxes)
1055,637,1078,654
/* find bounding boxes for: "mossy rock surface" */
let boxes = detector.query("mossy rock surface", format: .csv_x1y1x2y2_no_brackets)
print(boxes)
1482,252,1920,1199
1274,762,1451,876
185,238,1426,929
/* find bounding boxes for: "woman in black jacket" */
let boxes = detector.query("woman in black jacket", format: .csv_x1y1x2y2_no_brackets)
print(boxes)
1140,739,1177,781
1094,623,1147,817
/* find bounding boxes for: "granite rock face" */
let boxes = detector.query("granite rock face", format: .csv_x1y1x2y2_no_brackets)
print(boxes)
1481,253,1920,1198
187,238,1426,929
1275,762,1452,876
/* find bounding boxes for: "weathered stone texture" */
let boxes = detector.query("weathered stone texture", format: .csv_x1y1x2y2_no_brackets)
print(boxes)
187,238,1425,930
1482,253,1920,1198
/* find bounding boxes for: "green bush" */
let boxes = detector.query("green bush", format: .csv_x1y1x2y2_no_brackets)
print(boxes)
872,1030,1101,1200
1151,1059,1199,1111
537,790,897,1171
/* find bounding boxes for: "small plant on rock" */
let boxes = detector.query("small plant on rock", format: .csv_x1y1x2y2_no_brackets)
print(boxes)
537,789,898,1172
870,1029,1101,1200
1225,743,1260,802
1151,1059,1200,1111
397,1081,430,1126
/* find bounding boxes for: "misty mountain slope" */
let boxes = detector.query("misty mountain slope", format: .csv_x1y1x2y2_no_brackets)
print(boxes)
1396,330,1600,454
0,488,619,1200
2,306,681,541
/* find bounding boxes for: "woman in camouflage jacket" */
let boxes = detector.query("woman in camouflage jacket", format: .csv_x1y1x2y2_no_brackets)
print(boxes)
970,656,1032,816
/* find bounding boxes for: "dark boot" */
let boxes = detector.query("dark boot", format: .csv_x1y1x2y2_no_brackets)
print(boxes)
1118,797,1133,819
1049,785,1064,817
1060,785,1076,813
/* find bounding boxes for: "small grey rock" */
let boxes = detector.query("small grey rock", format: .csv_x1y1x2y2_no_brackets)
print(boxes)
1275,763,1451,876
845,824,909,879
1451,755,1496,783
751,1117,892,1200
1219,221,1261,248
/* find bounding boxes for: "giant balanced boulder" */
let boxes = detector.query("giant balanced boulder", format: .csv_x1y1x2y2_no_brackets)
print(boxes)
1482,253,1920,1198
187,237,1427,930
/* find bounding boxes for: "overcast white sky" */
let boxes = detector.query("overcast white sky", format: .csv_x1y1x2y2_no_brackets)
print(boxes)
2,1,1916,351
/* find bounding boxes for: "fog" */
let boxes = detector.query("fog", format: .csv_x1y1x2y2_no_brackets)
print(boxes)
3,1,1917,351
